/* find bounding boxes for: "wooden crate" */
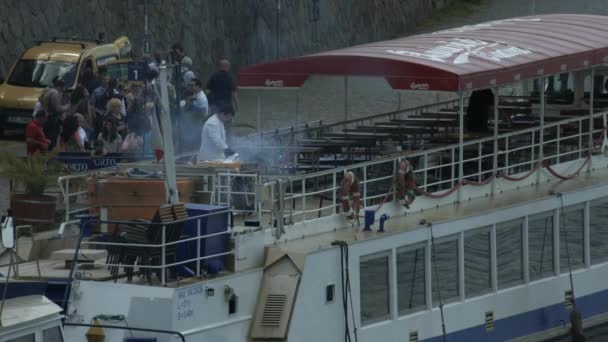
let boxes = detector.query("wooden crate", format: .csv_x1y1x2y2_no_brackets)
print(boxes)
88,177,195,233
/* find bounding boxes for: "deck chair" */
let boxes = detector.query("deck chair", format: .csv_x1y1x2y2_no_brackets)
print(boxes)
108,203,188,283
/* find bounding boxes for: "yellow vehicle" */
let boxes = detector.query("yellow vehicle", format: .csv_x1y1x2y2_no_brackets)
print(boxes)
0,36,132,134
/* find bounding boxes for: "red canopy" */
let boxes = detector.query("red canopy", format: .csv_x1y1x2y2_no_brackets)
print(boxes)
238,14,608,91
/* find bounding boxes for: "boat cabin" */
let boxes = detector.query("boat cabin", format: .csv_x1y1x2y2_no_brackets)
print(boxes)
0,296,64,342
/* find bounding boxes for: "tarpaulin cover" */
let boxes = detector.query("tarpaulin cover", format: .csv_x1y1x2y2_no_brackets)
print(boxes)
238,14,608,91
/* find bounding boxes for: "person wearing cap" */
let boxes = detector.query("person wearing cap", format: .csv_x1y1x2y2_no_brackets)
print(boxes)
197,104,235,162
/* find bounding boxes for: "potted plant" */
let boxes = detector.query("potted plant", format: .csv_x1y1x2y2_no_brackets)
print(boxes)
0,151,63,232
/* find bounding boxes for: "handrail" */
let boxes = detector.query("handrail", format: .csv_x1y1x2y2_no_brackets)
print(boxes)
258,111,606,226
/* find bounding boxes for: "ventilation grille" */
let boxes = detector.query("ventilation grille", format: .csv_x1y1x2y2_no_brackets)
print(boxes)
485,311,494,331
261,294,287,327
409,330,419,342
565,290,574,310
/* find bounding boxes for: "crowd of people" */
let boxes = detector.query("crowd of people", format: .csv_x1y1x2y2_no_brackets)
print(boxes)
26,42,239,163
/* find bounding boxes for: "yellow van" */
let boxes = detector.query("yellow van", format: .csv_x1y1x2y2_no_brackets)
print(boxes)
0,36,132,134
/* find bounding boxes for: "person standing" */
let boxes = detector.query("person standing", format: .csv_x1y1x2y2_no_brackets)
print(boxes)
42,77,69,150
197,104,235,162
25,110,51,155
180,78,208,152
205,59,238,114
180,57,196,98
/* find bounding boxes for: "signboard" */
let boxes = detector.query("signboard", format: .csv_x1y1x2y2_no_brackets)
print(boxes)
127,61,147,81
56,152,154,173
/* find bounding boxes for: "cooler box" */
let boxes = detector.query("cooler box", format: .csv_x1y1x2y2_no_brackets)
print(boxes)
177,204,229,275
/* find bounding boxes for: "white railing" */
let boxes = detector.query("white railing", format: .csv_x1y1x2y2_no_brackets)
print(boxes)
259,112,606,225
58,172,100,231
76,210,233,286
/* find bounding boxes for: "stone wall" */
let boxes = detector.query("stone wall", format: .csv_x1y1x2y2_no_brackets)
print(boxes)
0,0,454,80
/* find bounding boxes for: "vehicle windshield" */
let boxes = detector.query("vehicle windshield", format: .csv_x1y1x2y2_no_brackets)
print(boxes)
8,59,77,88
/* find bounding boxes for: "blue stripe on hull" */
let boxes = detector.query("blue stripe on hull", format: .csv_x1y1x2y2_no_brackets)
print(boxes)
425,288,608,341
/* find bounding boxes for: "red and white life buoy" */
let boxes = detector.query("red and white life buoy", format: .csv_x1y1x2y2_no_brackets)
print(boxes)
397,159,416,209
340,171,360,220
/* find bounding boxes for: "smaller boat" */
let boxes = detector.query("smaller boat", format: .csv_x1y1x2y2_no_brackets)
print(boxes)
0,295,64,342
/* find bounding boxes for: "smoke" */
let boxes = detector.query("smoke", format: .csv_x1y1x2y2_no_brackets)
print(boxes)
229,133,299,171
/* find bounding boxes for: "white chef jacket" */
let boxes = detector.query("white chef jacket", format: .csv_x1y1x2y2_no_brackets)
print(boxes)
197,114,228,161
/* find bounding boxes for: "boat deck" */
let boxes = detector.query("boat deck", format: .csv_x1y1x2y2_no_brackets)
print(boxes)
278,161,608,255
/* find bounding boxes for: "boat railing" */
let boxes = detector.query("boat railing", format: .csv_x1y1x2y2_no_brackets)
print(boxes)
258,111,607,225
74,209,233,286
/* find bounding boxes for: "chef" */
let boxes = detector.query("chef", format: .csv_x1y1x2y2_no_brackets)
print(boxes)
197,104,235,161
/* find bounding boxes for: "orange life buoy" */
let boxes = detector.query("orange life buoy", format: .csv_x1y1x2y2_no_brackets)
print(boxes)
340,171,360,220
397,159,416,209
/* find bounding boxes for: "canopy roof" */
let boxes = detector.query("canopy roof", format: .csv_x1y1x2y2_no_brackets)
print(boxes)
238,14,608,91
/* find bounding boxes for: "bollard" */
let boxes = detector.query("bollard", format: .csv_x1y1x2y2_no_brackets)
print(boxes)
378,214,390,233
363,210,375,231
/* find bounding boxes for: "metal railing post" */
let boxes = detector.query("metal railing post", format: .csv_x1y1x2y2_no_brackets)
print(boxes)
458,91,464,203
589,67,595,171
506,138,510,175
478,141,482,182
556,123,561,164
492,87,499,195
530,131,535,169
302,178,306,220
363,165,368,208
196,218,201,277
393,159,398,196
332,172,337,214
537,76,545,184
451,147,455,188
65,179,70,222
579,123,583,159
161,224,166,285
423,153,428,190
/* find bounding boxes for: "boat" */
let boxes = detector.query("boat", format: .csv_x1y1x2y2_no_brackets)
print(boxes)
6,13,608,341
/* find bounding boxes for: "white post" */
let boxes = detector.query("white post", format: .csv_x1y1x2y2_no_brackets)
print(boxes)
295,91,300,129
344,76,349,121
457,92,464,203
537,76,546,185
589,68,595,171
159,66,179,203
492,87,499,196
257,93,262,146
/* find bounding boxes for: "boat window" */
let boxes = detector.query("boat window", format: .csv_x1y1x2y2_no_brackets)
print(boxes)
431,237,459,307
528,211,555,280
560,204,585,272
590,198,608,264
43,326,63,342
464,227,491,298
497,219,524,289
397,244,426,315
360,252,390,325
7,334,35,342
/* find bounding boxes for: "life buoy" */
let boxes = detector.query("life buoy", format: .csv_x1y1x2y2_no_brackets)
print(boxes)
397,159,416,209
340,171,360,220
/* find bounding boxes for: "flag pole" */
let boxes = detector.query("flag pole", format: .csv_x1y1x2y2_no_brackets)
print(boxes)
158,66,179,203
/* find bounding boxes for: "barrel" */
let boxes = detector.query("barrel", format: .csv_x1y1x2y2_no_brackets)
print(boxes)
12,194,57,233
